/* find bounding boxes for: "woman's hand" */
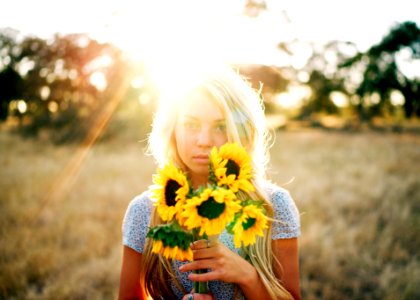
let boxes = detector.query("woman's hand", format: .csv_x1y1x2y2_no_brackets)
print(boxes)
179,239,257,286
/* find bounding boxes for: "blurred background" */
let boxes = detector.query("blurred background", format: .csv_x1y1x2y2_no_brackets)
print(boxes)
1,0,419,299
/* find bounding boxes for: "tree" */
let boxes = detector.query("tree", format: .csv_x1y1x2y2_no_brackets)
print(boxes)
235,64,289,113
340,21,420,119
0,29,133,142
0,66,23,120
0,29,24,121
286,40,357,118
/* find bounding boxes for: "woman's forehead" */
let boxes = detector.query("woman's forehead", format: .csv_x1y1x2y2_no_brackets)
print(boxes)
178,89,225,118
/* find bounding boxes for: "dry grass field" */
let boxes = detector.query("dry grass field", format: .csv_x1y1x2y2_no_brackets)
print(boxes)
1,127,419,300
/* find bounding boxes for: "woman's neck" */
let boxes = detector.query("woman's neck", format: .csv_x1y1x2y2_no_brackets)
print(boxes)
191,174,208,189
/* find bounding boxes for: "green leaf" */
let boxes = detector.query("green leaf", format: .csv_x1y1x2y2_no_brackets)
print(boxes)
226,212,241,234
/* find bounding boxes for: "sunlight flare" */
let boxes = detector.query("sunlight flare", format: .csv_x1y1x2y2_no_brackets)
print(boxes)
28,69,135,224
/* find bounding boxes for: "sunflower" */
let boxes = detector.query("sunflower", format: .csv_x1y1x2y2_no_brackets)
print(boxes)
147,223,194,261
150,161,190,222
232,204,268,248
210,143,255,193
180,187,241,236
151,240,193,261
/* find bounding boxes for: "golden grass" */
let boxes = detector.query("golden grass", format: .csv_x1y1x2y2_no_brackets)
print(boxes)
0,129,419,299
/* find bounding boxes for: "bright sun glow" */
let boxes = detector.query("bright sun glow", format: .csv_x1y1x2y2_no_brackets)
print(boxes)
104,1,242,94
108,0,291,65
275,85,312,108
96,0,298,89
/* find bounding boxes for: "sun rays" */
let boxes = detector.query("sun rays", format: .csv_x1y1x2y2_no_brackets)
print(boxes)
28,68,135,225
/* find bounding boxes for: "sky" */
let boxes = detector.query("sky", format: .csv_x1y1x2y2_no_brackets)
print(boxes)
1,0,419,66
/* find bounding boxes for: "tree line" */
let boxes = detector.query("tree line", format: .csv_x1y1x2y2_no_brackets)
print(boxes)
0,21,419,143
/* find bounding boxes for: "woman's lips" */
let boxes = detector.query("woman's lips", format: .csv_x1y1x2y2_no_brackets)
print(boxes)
192,155,209,164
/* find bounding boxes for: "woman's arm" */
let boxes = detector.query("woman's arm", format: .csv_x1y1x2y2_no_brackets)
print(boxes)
272,237,301,300
118,246,148,300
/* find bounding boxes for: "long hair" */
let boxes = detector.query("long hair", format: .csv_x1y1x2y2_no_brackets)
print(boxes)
142,66,292,299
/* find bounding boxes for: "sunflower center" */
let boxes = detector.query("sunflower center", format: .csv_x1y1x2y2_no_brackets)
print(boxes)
242,217,256,230
197,197,226,220
226,159,240,177
164,180,181,206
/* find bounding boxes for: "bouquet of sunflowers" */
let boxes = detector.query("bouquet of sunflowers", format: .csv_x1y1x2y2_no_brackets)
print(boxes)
147,142,268,293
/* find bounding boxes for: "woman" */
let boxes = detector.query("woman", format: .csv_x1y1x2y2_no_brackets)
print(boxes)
118,65,301,300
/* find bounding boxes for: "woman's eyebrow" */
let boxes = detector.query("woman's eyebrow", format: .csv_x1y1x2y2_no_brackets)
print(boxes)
182,115,198,120
182,115,225,123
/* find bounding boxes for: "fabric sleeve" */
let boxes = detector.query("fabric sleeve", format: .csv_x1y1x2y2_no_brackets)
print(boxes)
122,191,153,253
269,186,301,239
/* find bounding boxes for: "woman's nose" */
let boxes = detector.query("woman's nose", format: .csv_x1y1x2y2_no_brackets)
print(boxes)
196,127,212,147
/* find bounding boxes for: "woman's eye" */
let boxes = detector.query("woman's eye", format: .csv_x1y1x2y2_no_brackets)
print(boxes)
214,124,226,132
183,122,199,130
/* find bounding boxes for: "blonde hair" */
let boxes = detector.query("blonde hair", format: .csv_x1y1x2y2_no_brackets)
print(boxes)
142,66,292,299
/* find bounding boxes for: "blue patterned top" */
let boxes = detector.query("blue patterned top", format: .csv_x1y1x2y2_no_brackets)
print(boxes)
122,182,300,300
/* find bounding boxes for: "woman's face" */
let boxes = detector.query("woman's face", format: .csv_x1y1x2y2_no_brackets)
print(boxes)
175,89,228,187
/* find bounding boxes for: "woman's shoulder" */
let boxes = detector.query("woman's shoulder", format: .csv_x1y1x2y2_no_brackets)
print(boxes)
262,179,287,193
126,190,153,212
260,180,301,239
122,190,153,253
261,180,294,203
123,190,153,230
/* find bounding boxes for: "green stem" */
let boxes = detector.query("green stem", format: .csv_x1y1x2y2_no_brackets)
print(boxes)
192,229,208,294
193,270,208,294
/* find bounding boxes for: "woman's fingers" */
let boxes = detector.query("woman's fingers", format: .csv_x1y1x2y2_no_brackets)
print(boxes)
180,240,254,284
190,239,220,260
179,258,213,272
188,269,222,282
191,239,215,250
